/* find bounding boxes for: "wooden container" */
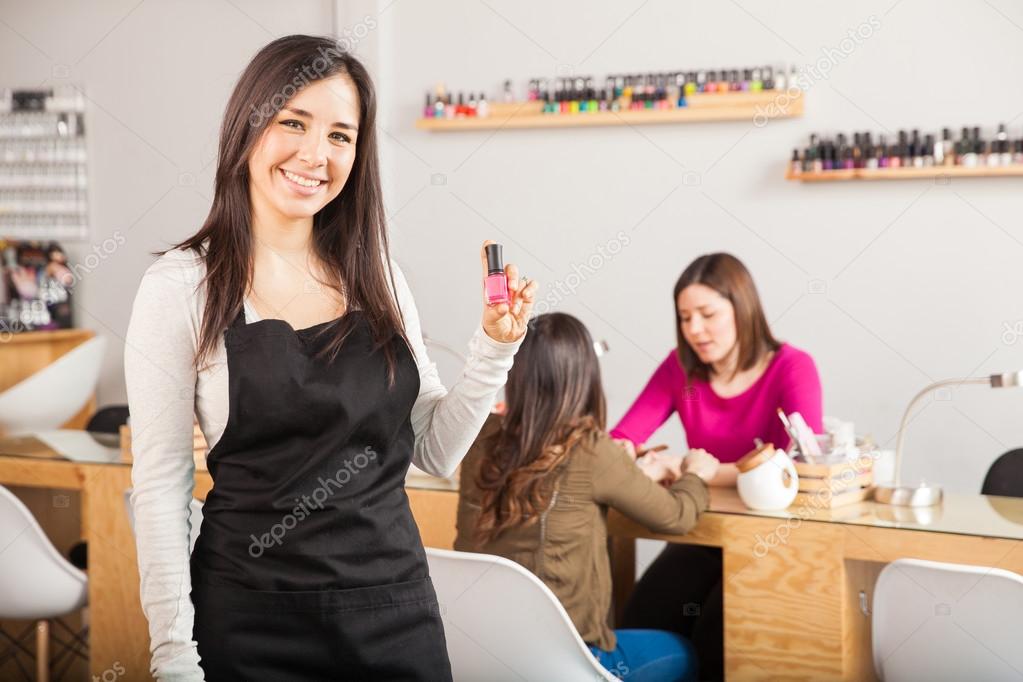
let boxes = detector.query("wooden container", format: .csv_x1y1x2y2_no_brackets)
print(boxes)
792,454,874,508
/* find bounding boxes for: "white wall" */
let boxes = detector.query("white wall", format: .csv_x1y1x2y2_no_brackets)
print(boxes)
370,0,1023,494
3,0,1022,496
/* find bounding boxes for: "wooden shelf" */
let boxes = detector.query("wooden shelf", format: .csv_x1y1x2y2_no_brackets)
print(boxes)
786,164,1023,182
416,91,803,132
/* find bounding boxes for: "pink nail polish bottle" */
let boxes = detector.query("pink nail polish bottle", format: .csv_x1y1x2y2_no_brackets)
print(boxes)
484,243,509,305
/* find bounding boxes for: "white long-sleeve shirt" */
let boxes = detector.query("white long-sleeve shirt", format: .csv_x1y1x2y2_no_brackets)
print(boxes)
124,247,523,681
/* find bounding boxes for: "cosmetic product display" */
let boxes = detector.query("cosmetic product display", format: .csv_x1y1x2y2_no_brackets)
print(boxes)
417,65,803,132
423,83,490,120
787,124,1023,182
0,86,89,239
0,238,74,331
484,243,509,306
530,66,795,115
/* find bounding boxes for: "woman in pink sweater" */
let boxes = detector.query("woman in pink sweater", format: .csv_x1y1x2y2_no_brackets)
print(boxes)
611,252,823,485
613,252,823,681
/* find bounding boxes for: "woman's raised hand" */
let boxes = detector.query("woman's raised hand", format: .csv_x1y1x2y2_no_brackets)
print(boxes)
480,240,538,343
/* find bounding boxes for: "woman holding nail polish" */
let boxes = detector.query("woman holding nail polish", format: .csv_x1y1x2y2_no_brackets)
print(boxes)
611,252,822,681
124,35,536,681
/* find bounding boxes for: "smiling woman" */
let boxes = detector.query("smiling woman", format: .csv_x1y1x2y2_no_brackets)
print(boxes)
123,35,536,682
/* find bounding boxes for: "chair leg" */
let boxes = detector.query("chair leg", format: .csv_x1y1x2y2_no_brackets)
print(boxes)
35,620,49,682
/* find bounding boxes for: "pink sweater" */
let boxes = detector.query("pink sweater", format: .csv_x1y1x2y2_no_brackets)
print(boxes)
610,344,823,463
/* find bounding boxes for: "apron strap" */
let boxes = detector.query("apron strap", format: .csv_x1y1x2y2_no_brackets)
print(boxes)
229,303,247,329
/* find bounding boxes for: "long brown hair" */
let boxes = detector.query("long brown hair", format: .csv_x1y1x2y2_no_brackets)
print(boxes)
475,313,606,544
163,35,406,381
673,252,779,382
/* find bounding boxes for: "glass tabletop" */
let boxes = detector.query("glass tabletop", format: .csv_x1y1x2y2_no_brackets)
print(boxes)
706,486,1023,542
5,433,1019,542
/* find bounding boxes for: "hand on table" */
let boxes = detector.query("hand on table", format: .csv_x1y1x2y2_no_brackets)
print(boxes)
636,452,678,485
682,448,720,483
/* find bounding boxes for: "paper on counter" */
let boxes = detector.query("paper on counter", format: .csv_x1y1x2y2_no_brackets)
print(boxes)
33,429,123,464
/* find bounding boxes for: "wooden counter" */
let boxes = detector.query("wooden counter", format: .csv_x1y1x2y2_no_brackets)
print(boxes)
3,453,1022,681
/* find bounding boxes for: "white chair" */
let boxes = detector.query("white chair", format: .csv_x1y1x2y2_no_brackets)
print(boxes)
123,489,204,553
872,558,1023,681
0,485,89,682
0,336,107,434
426,547,618,682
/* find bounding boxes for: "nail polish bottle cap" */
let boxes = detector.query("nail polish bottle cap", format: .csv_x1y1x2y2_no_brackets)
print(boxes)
485,243,504,275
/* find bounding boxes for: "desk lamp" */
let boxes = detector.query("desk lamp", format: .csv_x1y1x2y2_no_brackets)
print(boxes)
875,371,1023,507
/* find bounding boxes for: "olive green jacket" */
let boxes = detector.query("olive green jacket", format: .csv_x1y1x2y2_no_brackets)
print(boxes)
455,413,710,651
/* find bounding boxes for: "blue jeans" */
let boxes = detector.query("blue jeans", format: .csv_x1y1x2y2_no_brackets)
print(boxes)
589,629,697,682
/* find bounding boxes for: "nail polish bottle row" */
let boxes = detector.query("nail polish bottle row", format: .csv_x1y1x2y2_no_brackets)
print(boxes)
420,65,798,120
790,124,1023,174
0,111,85,139
1,298,53,330
531,65,799,115
0,188,88,214
0,166,88,189
0,87,86,115
422,85,490,119
0,215,87,239
1,139,87,163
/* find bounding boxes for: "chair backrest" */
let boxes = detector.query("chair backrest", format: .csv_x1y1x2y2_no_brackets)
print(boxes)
86,404,130,434
0,335,107,434
425,547,618,682
873,558,1023,681
0,486,88,620
981,448,1023,498
123,489,204,553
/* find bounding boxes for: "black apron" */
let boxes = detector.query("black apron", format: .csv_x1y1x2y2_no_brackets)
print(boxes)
190,306,452,682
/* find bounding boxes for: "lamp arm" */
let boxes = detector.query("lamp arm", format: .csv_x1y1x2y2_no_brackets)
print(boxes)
892,376,988,486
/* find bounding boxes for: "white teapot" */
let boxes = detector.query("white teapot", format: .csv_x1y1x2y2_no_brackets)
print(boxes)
736,443,798,511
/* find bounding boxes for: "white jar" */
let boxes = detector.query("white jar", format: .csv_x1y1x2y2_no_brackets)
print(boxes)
736,443,799,511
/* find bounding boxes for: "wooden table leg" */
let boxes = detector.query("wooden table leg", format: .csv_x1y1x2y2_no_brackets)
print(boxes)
720,516,846,680
81,464,153,681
